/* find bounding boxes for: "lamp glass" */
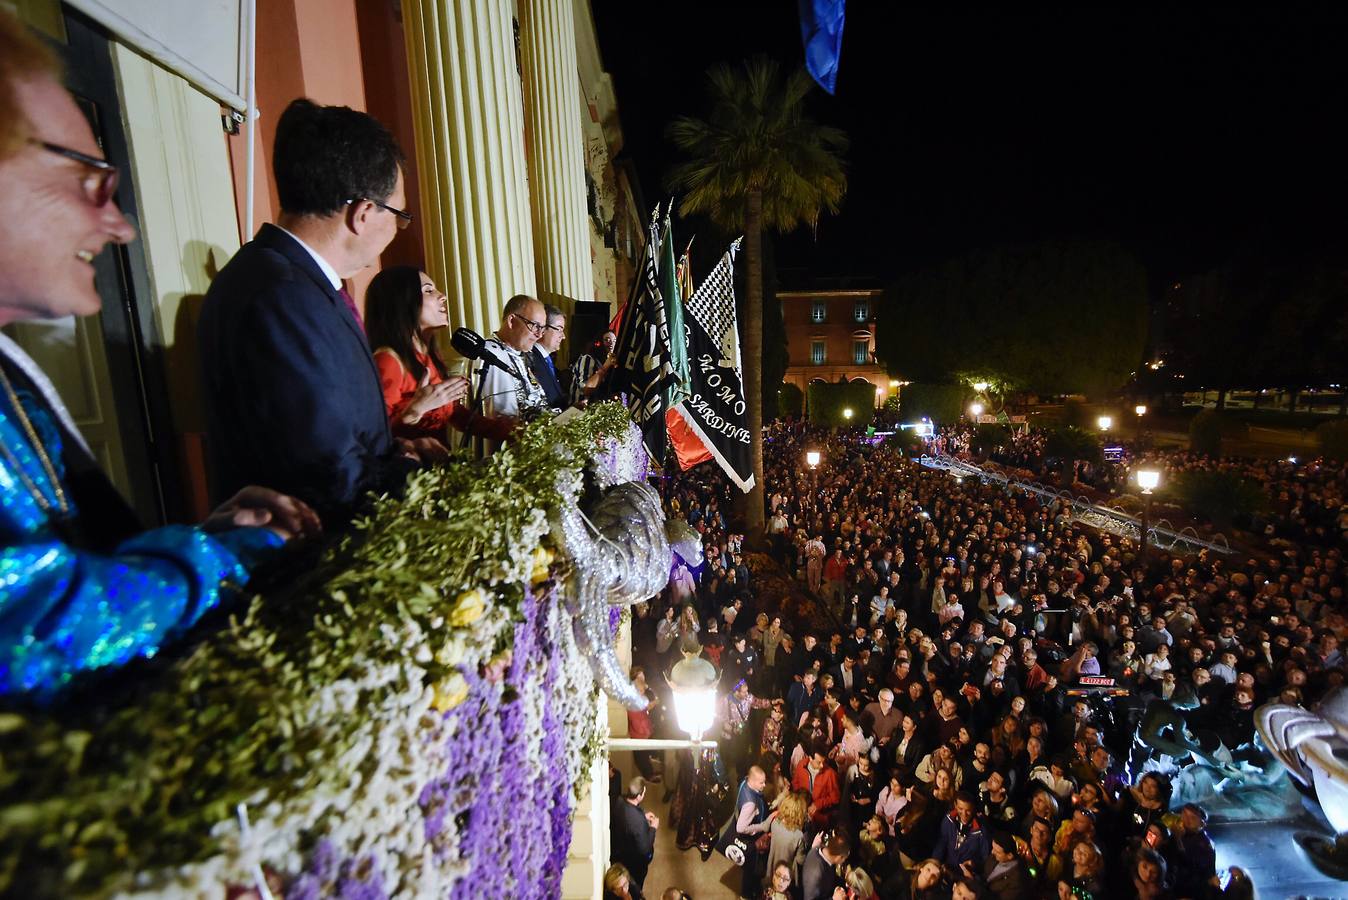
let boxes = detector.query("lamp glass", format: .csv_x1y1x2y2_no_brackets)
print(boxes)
1135,404,1147,416
668,653,718,742
1137,469,1161,492
973,381,989,392
843,408,854,419
1097,415,1112,430
806,450,821,468
970,402,984,417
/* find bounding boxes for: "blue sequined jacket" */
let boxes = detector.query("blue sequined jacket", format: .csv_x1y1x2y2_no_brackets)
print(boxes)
0,358,280,699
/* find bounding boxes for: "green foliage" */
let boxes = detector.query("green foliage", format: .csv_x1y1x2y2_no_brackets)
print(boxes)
875,240,1148,394
777,382,804,419
0,404,633,896
666,56,848,232
898,382,966,424
1045,426,1103,466
1189,409,1225,457
887,427,925,455
1061,399,1091,429
1173,469,1266,529
807,381,877,428
1317,419,1348,460
972,423,1011,456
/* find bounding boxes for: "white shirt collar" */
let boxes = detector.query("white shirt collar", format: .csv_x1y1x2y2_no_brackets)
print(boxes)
276,225,342,290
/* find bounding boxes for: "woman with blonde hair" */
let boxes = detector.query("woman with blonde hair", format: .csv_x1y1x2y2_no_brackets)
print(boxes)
765,789,808,888
1058,840,1106,899
601,863,635,900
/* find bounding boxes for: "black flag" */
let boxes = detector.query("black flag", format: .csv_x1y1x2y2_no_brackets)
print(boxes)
673,240,755,492
611,210,678,461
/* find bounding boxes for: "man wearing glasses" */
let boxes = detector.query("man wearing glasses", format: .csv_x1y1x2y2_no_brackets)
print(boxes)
199,98,420,522
0,13,320,696
527,304,567,409
478,294,550,438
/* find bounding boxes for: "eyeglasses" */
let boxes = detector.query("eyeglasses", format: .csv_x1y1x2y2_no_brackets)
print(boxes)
512,314,547,335
32,140,119,207
543,322,564,333
346,197,414,229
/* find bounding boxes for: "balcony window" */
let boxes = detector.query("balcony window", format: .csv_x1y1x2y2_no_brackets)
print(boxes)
811,340,826,365
854,301,869,322
853,340,869,365
811,301,827,323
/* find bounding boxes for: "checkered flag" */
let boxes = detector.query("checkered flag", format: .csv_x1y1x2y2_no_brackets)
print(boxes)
684,237,742,376
672,239,754,492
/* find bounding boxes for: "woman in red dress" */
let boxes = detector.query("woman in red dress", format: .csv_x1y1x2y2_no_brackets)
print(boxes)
364,266,512,444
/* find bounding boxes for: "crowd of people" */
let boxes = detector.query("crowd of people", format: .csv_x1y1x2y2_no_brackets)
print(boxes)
612,420,1344,900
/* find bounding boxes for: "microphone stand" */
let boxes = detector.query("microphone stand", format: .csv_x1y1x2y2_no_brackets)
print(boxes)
460,360,490,452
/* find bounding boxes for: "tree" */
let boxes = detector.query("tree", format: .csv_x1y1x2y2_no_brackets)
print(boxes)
667,57,847,532
1044,427,1102,485
876,240,1148,396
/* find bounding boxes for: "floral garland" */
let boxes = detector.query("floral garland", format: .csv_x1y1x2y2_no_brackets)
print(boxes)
0,402,634,898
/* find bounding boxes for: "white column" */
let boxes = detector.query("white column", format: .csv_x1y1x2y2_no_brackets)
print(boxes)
401,0,538,336
519,0,593,319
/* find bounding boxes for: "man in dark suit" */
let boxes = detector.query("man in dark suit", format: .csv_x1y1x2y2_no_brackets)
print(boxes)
199,98,428,521
801,831,849,900
610,776,658,891
527,303,566,408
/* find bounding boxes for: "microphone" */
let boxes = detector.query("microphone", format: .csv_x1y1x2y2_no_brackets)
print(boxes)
451,327,521,382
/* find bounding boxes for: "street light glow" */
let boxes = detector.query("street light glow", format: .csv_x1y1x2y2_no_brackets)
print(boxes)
970,402,985,417
806,450,821,469
1135,404,1147,417
843,407,854,420
668,650,718,744
1097,415,1113,431
972,381,989,392
1136,468,1161,493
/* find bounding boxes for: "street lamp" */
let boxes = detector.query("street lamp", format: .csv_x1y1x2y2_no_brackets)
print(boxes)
970,402,985,418
667,648,718,745
843,407,854,421
1137,468,1161,562
806,450,821,469
1134,404,1147,417
973,381,989,392
1097,415,1113,432
607,646,719,760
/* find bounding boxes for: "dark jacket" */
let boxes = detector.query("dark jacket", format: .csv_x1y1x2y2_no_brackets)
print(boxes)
199,224,411,519
983,855,1030,900
801,847,842,900
611,798,656,869
528,346,565,407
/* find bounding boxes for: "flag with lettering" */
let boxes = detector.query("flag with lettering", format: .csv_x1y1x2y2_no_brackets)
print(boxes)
673,239,755,492
610,209,678,461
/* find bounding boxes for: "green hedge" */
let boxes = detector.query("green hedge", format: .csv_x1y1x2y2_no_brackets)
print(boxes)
1189,409,1224,457
807,380,878,428
898,382,966,424
1173,469,1265,529
1317,419,1348,460
777,382,804,420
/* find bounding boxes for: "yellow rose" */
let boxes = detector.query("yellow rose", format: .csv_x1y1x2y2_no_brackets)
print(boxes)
449,589,485,627
431,672,469,712
530,546,555,584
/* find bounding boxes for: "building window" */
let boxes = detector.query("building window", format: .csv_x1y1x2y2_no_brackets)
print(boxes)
854,301,869,322
853,340,869,365
811,340,826,365
811,301,827,323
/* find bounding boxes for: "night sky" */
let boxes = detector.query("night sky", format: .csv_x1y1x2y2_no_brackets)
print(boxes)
592,3,1348,284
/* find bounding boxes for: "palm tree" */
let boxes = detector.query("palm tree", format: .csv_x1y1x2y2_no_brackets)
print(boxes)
667,56,847,533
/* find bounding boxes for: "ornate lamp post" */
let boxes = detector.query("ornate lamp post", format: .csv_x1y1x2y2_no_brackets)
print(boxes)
1136,468,1161,562
607,647,719,759
1097,414,1113,432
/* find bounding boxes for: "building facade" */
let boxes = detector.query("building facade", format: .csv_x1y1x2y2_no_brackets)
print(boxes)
780,288,893,408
